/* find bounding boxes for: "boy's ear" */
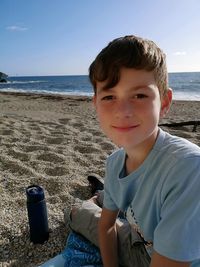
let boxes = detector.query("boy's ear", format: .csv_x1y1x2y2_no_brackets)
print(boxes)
160,88,173,118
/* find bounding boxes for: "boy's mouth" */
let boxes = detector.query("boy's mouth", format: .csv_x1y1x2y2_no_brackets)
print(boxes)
112,125,139,132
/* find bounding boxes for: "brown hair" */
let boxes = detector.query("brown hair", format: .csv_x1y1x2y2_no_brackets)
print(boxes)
89,35,168,96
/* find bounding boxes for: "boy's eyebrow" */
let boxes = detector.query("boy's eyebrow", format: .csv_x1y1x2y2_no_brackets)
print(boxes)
97,84,152,93
130,85,152,90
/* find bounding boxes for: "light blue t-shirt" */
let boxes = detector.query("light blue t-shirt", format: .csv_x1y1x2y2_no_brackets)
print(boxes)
103,128,200,266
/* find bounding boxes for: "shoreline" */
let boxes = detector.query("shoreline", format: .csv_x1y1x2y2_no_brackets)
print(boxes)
0,92,199,266
0,91,93,100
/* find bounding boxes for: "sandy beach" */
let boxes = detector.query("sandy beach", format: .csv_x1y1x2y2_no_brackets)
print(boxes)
0,92,199,267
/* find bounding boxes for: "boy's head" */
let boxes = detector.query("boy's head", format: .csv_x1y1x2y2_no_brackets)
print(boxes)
89,35,168,97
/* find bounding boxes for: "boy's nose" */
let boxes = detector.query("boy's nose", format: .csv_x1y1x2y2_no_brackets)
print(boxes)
115,100,133,118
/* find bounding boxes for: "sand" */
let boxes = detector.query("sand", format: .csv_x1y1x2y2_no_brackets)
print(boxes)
0,92,199,267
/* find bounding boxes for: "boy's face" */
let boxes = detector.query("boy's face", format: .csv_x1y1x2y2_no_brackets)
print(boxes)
93,68,172,152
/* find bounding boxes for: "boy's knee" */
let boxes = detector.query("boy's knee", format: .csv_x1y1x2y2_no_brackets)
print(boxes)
70,197,99,219
68,200,102,247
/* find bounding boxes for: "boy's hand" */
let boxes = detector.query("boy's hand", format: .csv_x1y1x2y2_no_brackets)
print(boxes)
98,207,119,267
150,251,190,267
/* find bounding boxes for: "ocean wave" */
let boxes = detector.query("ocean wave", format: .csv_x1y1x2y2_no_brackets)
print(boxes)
173,91,200,101
0,88,93,97
8,80,48,84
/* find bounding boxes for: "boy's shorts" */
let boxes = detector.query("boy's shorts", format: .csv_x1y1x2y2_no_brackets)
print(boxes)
65,199,150,267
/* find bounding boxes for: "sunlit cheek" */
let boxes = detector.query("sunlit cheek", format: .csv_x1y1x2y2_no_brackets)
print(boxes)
152,106,162,123
142,102,161,122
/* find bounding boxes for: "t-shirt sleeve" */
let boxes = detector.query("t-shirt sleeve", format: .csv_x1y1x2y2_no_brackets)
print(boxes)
153,157,200,262
103,158,119,211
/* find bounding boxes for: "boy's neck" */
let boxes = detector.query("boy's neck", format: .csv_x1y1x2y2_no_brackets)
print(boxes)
125,128,159,174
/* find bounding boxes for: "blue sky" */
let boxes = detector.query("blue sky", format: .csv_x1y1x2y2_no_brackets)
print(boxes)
1,0,200,76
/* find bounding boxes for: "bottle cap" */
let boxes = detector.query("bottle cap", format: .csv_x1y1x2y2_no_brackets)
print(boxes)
26,185,45,203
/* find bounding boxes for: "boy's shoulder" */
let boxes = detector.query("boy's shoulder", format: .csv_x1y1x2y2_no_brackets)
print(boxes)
107,129,200,161
160,129,200,159
105,129,200,172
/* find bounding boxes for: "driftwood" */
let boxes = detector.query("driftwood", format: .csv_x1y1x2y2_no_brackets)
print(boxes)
159,121,200,132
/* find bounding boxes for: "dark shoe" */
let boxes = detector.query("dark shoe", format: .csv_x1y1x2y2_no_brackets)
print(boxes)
87,175,104,195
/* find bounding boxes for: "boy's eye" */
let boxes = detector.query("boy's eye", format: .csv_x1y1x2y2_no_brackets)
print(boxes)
101,95,114,100
134,94,147,99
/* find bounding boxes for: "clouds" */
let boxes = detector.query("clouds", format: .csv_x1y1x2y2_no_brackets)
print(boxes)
6,25,28,32
173,51,187,56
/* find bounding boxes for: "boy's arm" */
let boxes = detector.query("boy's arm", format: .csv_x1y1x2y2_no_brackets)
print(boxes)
150,251,190,267
98,207,119,267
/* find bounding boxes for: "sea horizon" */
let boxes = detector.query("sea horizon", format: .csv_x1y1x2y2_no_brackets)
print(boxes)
6,70,200,77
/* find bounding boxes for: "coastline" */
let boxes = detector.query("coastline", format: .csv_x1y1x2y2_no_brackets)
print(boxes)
0,92,199,266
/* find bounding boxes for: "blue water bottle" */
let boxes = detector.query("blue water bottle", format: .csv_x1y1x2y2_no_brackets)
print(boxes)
26,185,49,244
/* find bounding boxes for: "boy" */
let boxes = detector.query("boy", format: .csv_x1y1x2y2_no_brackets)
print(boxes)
69,35,200,267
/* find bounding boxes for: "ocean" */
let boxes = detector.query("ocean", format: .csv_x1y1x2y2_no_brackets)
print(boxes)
0,72,200,101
